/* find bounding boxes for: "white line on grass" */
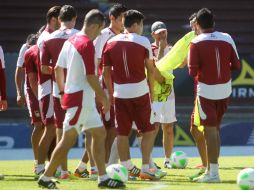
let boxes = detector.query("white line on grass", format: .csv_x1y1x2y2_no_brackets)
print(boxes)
140,182,167,190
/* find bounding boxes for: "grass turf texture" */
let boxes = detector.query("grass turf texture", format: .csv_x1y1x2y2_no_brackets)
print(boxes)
0,156,253,190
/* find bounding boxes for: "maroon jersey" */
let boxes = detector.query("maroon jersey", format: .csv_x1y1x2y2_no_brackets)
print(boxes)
188,31,240,100
102,33,153,99
41,28,79,98
24,45,40,91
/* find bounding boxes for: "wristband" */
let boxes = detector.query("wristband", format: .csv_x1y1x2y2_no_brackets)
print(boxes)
59,91,64,95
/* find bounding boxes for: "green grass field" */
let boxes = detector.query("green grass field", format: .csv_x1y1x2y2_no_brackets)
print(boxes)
0,156,253,190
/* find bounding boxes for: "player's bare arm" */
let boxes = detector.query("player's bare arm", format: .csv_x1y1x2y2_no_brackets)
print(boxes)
15,66,26,106
145,58,155,100
54,65,65,105
0,100,8,111
102,66,114,104
28,72,38,99
41,65,53,75
87,75,110,114
151,64,165,84
157,33,167,60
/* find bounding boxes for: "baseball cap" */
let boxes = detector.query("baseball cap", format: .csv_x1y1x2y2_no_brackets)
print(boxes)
151,21,167,34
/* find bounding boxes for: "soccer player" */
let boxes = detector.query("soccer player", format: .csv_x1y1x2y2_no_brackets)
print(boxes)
35,6,61,177
38,9,125,189
188,13,208,180
15,34,34,107
74,4,127,179
150,21,177,169
0,45,7,111
41,5,78,179
102,10,164,180
188,8,240,183
94,3,127,165
16,33,44,173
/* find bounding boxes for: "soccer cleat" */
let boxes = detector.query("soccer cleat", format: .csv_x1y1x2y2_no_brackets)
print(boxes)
154,162,161,170
54,170,61,178
193,173,220,183
164,161,172,169
98,178,125,189
74,168,89,178
35,169,45,180
59,172,70,180
189,168,205,181
38,177,59,189
128,166,141,177
140,170,160,181
155,169,167,179
90,169,98,180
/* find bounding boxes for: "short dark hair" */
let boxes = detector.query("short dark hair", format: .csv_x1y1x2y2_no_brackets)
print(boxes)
109,4,127,18
189,13,197,22
84,9,106,26
124,10,144,28
46,6,61,23
196,8,214,29
26,34,37,46
59,5,76,22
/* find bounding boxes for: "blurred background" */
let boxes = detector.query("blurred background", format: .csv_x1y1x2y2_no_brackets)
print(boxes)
0,0,253,150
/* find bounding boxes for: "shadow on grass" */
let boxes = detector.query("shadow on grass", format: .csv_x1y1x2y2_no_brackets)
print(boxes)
4,174,35,177
4,178,36,182
220,167,245,170
3,174,36,182
220,180,236,184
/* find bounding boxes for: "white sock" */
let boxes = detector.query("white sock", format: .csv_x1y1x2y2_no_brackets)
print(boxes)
108,138,119,165
36,164,45,174
98,174,109,183
121,160,134,170
209,163,219,176
164,157,170,162
77,161,87,171
57,166,61,172
141,164,149,172
149,157,157,170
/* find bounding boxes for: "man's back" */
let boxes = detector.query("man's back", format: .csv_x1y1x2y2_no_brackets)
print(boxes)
42,28,79,69
189,31,240,100
103,33,152,84
189,31,240,84
57,33,96,98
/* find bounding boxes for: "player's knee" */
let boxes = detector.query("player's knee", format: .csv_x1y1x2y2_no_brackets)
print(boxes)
92,127,106,140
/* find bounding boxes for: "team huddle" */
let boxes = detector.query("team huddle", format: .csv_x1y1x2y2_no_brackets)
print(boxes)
5,3,240,189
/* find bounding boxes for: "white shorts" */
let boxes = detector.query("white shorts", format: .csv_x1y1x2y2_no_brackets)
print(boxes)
151,89,177,124
63,105,103,134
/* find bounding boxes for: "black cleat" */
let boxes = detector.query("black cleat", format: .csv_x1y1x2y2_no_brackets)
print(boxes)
98,178,125,189
128,165,141,177
38,177,59,189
